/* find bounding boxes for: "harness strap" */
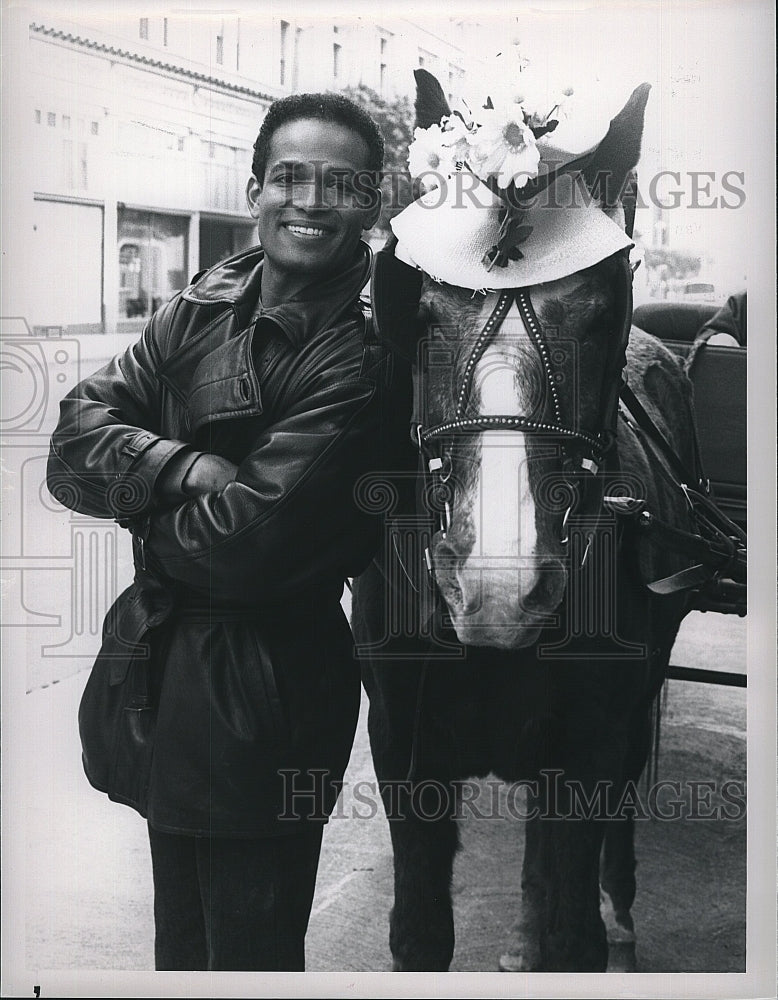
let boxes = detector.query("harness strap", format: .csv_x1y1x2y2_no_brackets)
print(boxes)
598,252,634,449
636,510,746,579
619,381,705,492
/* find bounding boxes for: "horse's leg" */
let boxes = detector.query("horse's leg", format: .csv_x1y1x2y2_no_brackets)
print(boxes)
598,706,651,972
362,658,460,969
499,794,548,971
366,684,459,970
543,718,622,972
599,609,683,971
501,775,609,972
545,812,609,971
354,563,460,971
384,781,459,971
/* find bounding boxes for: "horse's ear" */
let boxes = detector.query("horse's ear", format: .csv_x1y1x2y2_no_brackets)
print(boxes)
371,241,424,362
414,68,451,128
582,82,651,211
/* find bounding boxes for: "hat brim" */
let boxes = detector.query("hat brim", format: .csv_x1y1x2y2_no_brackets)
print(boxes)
390,173,632,291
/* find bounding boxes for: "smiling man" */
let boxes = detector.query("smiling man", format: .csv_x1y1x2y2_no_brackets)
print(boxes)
46,94,392,971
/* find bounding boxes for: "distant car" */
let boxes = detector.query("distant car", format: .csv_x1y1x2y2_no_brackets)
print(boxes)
681,281,717,303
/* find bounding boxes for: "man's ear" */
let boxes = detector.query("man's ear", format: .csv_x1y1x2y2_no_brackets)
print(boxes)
362,186,382,231
246,175,262,218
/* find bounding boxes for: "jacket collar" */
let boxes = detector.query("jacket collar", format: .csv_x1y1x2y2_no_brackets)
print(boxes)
182,240,372,348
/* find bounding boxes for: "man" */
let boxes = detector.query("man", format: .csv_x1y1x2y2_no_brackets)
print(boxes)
47,93,393,971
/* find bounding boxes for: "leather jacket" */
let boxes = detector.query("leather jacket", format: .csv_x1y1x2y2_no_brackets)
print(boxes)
47,241,394,835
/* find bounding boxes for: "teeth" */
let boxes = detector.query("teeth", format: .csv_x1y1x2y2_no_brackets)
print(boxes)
286,224,327,237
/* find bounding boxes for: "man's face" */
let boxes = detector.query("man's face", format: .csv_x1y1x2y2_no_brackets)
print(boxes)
247,117,380,292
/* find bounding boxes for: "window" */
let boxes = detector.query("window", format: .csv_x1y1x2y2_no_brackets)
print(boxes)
177,136,185,152
293,27,302,90
333,42,341,79
279,20,289,85
62,115,71,130
379,34,388,92
90,121,99,136
199,218,255,271
117,209,189,322
47,112,56,127
418,55,425,67
34,109,41,124
79,142,88,188
216,31,224,65
163,17,168,46
62,139,74,188
139,18,148,40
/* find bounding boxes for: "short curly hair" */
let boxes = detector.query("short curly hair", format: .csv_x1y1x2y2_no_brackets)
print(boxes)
252,92,384,183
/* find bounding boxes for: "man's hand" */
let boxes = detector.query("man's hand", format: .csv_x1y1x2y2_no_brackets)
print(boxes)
182,454,238,495
156,451,238,504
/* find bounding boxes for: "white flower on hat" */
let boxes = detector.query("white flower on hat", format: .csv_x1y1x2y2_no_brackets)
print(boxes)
470,104,541,190
407,124,460,189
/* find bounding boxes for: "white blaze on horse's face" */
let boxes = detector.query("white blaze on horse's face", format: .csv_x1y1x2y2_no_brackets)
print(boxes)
425,274,595,649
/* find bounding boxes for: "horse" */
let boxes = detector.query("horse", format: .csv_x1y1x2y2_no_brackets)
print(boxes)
351,69,702,972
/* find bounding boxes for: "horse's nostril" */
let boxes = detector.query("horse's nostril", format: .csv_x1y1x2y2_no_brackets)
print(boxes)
431,536,461,566
521,560,567,613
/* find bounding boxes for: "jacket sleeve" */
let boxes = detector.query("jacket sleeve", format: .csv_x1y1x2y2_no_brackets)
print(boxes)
46,298,199,520
143,374,385,601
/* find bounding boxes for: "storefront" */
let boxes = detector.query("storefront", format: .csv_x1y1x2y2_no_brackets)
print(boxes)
13,19,272,336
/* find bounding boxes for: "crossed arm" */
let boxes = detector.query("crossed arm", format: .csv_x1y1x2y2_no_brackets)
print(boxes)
47,313,383,602
156,449,238,503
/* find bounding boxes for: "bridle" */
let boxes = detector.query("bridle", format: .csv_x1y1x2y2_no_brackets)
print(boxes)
407,250,745,603
412,251,636,556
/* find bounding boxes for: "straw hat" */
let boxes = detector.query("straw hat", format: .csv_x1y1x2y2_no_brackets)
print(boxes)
391,170,633,291
390,76,648,291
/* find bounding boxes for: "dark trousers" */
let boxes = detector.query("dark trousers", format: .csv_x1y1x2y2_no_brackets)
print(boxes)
147,822,324,971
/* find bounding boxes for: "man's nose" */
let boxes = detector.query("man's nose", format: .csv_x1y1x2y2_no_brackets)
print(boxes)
290,178,332,212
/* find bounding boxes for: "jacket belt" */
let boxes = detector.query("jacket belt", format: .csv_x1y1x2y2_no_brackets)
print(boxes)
175,604,267,623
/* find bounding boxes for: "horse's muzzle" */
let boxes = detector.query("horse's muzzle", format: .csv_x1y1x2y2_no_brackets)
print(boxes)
431,535,567,648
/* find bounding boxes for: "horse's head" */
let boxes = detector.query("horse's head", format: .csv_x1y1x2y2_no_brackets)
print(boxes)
386,70,650,648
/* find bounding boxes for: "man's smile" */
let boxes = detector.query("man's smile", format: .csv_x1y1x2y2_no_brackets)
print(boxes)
283,222,333,239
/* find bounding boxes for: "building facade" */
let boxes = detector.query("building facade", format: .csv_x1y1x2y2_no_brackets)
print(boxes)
4,9,484,337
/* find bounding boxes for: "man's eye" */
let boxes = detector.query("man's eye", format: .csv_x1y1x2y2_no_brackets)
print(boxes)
328,175,355,194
